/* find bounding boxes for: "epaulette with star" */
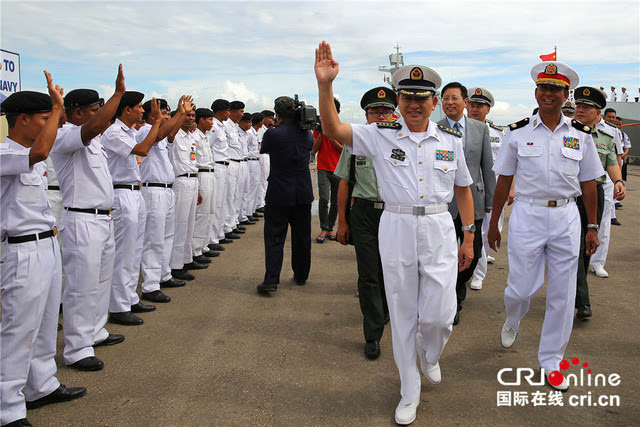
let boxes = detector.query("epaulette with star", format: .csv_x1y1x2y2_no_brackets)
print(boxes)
377,121,402,130
437,123,462,137
509,117,529,130
489,122,504,131
571,119,591,133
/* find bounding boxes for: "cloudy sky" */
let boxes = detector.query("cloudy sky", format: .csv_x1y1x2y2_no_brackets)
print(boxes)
2,0,638,124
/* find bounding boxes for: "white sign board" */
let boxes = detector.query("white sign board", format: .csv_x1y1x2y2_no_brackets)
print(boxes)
1,49,21,104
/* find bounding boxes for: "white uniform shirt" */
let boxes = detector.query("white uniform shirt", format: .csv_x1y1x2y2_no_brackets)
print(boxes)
1,138,55,240
487,124,504,164
50,122,114,209
193,128,215,169
169,128,198,176
247,127,260,157
493,113,604,200
44,157,59,187
621,92,628,102
622,132,631,149
596,118,623,154
609,91,617,102
224,119,243,160
103,118,142,184
210,118,229,162
351,117,473,206
257,125,267,143
136,123,175,184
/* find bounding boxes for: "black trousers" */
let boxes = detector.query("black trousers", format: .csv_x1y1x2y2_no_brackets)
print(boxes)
263,203,311,285
575,184,605,308
453,215,484,309
622,158,628,181
350,199,389,342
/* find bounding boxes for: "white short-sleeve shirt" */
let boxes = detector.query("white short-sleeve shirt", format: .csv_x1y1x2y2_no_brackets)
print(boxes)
193,128,215,169
596,118,623,154
247,127,260,157
493,114,605,200
488,124,504,164
169,128,198,176
103,118,142,184
224,119,243,160
136,123,175,184
210,118,229,162
351,117,473,206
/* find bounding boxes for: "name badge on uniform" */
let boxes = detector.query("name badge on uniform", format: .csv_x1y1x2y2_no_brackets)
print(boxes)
490,136,501,144
136,155,142,165
356,155,366,166
435,149,454,161
390,148,406,162
563,136,580,149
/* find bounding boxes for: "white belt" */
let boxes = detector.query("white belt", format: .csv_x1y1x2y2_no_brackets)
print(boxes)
517,197,576,207
384,203,448,215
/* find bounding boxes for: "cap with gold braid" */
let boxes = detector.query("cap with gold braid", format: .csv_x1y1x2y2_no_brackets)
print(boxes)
392,64,442,98
530,62,579,89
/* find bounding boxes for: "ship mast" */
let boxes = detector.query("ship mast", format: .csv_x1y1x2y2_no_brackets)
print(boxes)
379,44,404,88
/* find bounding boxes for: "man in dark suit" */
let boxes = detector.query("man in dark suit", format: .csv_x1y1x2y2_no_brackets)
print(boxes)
438,82,496,325
257,96,314,293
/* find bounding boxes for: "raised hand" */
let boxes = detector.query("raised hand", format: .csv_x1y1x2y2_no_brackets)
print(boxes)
44,70,64,107
315,41,339,84
183,95,194,113
115,64,125,94
176,95,187,114
150,98,161,122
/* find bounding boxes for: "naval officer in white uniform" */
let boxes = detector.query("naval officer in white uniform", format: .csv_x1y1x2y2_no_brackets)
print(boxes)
315,41,476,426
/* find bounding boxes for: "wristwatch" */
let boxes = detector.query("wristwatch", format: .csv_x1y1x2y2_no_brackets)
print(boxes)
587,224,599,231
461,224,476,233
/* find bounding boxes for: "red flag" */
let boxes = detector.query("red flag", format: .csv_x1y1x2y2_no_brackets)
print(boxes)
540,51,557,61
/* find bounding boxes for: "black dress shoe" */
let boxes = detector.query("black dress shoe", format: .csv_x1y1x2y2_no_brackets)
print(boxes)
202,250,220,258
109,311,143,325
453,309,460,326
252,212,263,217
257,283,277,293
256,207,265,213
142,290,171,303
615,201,622,209
293,275,307,286
364,340,381,360
232,228,246,234
208,243,225,251
94,333,125,347
224,233,241,240
131,302,156,313
194,255,212,264
170,269,195,281
26,385,87,409
160,277,187,287
2,418,32,427
611,218,622,226
240,220,256,225
68,356,104,371
576,305,593,320
236,225,247,230
183,261,208,270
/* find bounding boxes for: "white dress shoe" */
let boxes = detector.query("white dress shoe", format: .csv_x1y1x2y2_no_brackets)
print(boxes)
487,255,495,264
470,278,483,290
395,398,420,425
546,370,569,392
500,320,518,348
422,361,442,384
590,266,609,278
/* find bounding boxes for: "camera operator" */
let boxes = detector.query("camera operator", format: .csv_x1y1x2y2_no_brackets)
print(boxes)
256,96,314,293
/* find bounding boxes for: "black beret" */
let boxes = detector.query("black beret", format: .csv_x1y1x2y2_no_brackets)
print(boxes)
240,112,252,121
195,108,214,121
574,86,606,109
360,87,397,110
143,99,169,112
230,100,245,110
64,89,103,110
260,110,275,118
251,112,264,125
118,91,144,110
211,99,231,112
1,91,52,115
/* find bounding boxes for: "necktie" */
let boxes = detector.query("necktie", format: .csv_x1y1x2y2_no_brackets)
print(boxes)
454,121,465,149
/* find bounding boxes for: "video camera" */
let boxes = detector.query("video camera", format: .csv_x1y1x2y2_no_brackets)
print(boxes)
294,94,320,131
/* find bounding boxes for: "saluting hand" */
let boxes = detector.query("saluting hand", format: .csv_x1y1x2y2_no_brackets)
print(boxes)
44,70,64,107
115,64,126,94
315,41,339,84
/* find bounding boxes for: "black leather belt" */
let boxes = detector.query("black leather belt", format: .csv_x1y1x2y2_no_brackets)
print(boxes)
142,183,173,188
215,161,230,166
8,228,57,244
353,197,385,210
198,168,215,173
113,184,140,191
65,207,111,215
177,173,198,178
230,159,242,162
249,158,260,161
48,185,60,190
242,158,248,162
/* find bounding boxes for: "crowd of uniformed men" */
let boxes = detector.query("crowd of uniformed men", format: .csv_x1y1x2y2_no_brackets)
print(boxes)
0,43,632,426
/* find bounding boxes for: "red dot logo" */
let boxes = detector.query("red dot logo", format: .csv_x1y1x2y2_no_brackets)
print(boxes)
560,360,570,370
548,370,565,386
583,362,588,368
572,357,580,365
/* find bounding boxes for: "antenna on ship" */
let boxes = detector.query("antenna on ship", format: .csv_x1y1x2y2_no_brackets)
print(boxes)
379,43,404,88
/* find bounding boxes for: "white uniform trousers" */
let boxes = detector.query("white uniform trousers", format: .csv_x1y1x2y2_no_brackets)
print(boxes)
1,237,62,425
472,209,504,282
246,160,261,216
210,165,228,244
224,161,241,233
257,154,269,209
60,210,115,364
590,178,613,270
192,172,215,257
141,186,175,292
378,211,457,404
46,188,65,289
238,162,252,221
504,200,580,372
170,177,198,269
109,189,146,313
